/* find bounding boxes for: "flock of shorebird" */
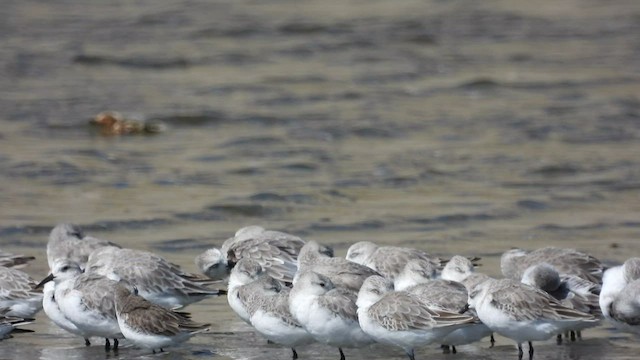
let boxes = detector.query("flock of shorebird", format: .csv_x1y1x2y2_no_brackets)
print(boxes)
1,224,639,359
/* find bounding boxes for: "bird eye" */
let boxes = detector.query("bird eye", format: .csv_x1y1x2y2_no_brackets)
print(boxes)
210,263,219,269
319,282,326,287
61,265,70,272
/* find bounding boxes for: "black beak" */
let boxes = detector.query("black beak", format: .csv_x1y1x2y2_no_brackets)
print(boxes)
35,273,55,289
459,303,470,314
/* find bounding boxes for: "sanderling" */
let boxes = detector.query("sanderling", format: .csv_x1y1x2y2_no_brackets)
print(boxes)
86,247,225,309
42,281,91,345
295,241,379,292
40,260,91,346
357,275,475,360
404,279,493,353
38,259,124,351
114,284,209,353
289,271,373,360
240,273,314,359
346,241,444,281
501,247,604,283
469,278,597,359
0,250,35,269
227,258,268,324
0,266,42,318
46,223,120,271
393,259,439,291
522,263,602,342
600,257,640,335
196,225,306,282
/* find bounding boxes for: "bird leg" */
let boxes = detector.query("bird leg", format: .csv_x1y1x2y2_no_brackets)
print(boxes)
490,334,495,348
339,348,345,360
406,349,416,360
452,345,457,354
441,344,451,354
518,343,523,360
105,338,111,351
528,341,534,359
292,348,298,359
570,331,576,341
556,334,562,345
84,338,91,346
113,339,119,350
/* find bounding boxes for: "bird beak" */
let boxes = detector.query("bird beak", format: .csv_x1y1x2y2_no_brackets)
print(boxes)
35,273,55,289
459,303,470,314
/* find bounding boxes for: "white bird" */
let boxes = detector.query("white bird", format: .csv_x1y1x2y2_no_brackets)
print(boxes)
195,225,307,283
356,275,476,360
346,241,444,281
289,271,373,360
114,285,210,353
41,268,91,346
39,259,124,351
521,263,602,341
501,247,604,283
0,266,42,318
393,259,439,291
227,258,268,324
469,278,597,359
46,223,120,271
600,257,640,335
295,241,378,292
242,273,314,359
86,247,225,309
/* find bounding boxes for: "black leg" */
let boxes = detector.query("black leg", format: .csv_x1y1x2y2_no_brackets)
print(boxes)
105,338,111,351
528,341,534,359
490,334,495,348
292,348,298,359
556,334,562,345
518,343,523,360
339,348,345,360
160,348,164,352
452,345,457,354
406,349,415,360
84,338,91,346
577,331,582,339
153,349,156,354
113,339,119,350
570,331,576,341
442,345,450,354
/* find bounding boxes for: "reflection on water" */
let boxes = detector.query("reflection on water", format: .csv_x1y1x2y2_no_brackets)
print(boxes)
1,0,640,358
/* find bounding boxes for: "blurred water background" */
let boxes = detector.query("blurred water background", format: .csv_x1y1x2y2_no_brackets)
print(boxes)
1,0,640,359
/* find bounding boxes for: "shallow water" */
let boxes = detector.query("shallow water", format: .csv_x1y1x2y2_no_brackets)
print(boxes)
1,0,640,359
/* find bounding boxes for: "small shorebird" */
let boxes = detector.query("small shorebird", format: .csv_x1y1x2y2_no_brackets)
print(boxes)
114,285,209,353
0,265,42,318
289,271,373,360
86,247,225,309
196,225,307,283
240,273,314,359
40,261,91,346
346,241,445,281
501,247,604,283
356,275,476,360
469,278,597,359
295,241,379,292
38,259,124,351
46,223,120,271
227,258,268,324
600,257,640,335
